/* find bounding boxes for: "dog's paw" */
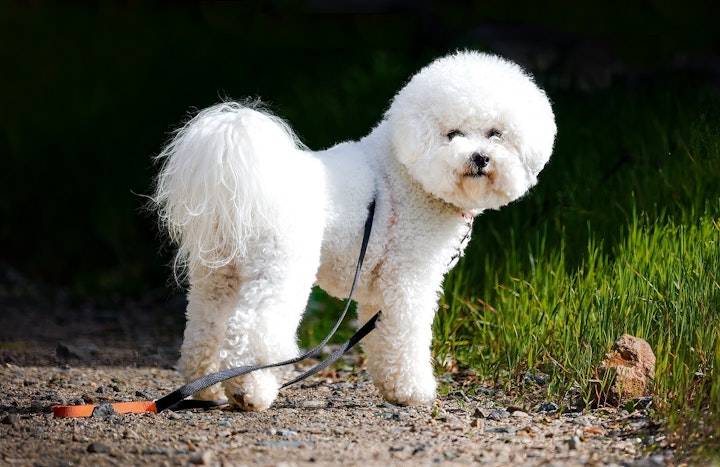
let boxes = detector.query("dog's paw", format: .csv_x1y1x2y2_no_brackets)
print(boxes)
374,376,437,407
192,385,226,402
223,371,279,412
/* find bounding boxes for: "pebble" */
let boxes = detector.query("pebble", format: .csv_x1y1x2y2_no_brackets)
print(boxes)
91,403,117,418
274,429,298,437
447,390,470,401
135,390,158,399
521,372,547,386
486,425,517,434
256,440,312,448
29,400,45,413
1,414,21,429
486,409,510,421
330,382,352,389
572,416,593,426
87,442,112,454
189,450,215,465
537,402,559,413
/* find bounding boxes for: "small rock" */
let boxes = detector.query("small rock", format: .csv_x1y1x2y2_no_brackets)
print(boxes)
645,454,667,466
29,400,45,413
256,440,309,448
591,334,656,407
486,409,510,421
572,416,593,426
447,390,469,401
521,372,547,386
91,403,117,418
567,435,581,450
443,449,460,460
189,450,214,465
443,414,466,430
642,435,656,446
135,390,158,399
486,425,517,434
330,382,352,389
537,402,559,413
511,410,529,418
87,442,112,454
2,414,21,429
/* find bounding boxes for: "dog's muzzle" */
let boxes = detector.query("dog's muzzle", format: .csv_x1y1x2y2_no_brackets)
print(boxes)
465,152,490,177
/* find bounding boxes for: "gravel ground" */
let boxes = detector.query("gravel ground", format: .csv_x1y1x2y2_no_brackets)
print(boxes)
0,363,672,467
1,271,675,466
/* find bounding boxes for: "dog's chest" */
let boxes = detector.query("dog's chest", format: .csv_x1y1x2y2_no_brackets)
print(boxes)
314,205,474,304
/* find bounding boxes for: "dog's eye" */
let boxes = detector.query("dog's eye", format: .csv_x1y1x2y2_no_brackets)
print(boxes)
446,130,465,140
486,128,502,139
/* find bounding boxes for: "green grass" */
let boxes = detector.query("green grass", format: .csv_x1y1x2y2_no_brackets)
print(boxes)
434,81,720,461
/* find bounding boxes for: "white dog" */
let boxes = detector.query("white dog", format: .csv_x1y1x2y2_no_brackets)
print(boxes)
153,51,556,411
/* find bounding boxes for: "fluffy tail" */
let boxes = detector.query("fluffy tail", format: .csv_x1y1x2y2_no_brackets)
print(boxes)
153,102,305,277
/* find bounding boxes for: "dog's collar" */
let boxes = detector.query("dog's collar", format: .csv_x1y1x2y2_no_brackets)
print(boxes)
458,210,475,221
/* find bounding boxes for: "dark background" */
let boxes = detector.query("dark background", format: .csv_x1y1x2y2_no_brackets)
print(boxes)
1,0,719,297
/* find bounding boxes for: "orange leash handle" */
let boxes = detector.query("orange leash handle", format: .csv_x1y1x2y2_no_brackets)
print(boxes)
52,401,157,418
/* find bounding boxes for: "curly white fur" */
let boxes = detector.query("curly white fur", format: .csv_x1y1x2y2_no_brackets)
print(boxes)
153,51,556,410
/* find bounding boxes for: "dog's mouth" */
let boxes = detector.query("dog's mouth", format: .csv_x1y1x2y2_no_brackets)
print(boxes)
464,168,487,178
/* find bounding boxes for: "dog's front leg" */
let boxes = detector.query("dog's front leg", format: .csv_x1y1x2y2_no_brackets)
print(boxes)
358,295,438,406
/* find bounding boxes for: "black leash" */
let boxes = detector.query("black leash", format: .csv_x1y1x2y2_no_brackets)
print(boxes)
154,198,380,413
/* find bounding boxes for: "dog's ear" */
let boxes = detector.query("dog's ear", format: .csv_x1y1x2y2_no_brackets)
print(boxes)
385,106,434,168
517,104,557,178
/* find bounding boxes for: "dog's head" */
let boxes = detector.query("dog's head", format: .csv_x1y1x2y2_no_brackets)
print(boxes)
385,51,556,212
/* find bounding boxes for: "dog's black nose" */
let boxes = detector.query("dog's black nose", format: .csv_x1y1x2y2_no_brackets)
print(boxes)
470,152,490,169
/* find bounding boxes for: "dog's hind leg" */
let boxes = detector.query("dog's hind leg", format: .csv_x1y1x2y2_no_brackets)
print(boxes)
179,264,242,402
217,232,322,411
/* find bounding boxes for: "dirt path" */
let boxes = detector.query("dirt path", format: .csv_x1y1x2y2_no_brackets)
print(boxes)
0,278,671,466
